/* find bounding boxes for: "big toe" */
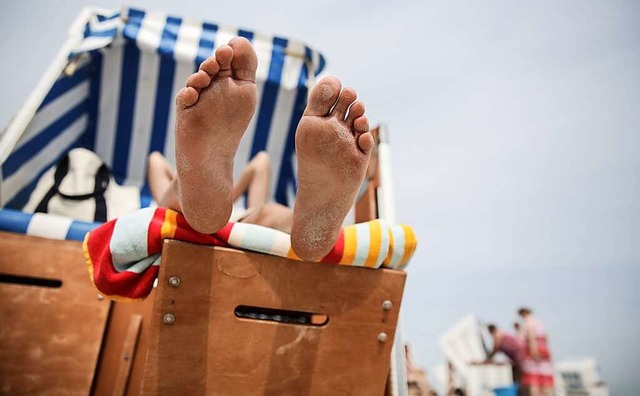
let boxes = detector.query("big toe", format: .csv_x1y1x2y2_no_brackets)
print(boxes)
229,37,258,82
304,76,341,117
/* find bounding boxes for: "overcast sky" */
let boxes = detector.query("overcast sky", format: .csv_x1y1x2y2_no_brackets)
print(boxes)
2,1,639,393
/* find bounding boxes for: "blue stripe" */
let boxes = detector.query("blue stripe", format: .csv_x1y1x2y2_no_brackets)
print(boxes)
0,209,100,240
157,16,181,56
140,193,154,208
5,134,85,210
317,53,326,75
39,66,91,109
84,51,103,151
148,17,182,157
0,209,32,234
274,47,311,205
5,172,43,210
2,100,88,179
111,8,144,182
249,36,287,159
237,29,254,41
195,22,218,66
96,12,120,22
86,27,118,38
66,220,101,241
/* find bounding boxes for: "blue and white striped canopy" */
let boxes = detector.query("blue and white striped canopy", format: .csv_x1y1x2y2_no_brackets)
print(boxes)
0,7,326,210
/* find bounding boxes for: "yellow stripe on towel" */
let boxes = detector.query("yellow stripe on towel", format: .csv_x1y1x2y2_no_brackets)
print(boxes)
399,225,417,269
161,209,178,239
340,225,358,265
382,228,395,267
364,220,382,268
381,224,418,269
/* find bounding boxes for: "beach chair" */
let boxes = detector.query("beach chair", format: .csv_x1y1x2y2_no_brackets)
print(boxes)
555,358,609,396
439,315,513,394
0,7,412,395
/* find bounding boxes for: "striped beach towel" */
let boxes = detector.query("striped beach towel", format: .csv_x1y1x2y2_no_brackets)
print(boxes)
83,207,417,301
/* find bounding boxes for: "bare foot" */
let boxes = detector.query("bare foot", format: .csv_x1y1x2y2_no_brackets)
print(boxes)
173,37,257,233
291,77,374,261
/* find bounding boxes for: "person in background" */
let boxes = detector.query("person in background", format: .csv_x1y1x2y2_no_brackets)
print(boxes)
404,344,433,396
518,307,555,396
486,324,525,385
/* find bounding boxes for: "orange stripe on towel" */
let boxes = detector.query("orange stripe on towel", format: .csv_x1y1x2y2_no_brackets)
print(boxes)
286,247,302,261
83,232,96,289
399,225,417,268
161,209,178,239
340,225,358,265
383,228,395,267
364,220,383,268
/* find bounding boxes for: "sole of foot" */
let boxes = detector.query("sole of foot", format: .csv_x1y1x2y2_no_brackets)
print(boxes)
291,76,374,261
173,37,258,234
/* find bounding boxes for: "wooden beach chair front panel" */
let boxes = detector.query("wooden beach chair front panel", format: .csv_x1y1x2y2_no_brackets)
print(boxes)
0,232,109,393
141,241,406,395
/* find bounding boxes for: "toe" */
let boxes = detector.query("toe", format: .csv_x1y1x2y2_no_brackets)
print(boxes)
357,131,375,155
332,88,357,121
186,70,211,89
354,116,370,135
304,76,342,117
176,86,199,108
346,101,365,127
199,56,220,75
215,45,234,71
228,37,258,82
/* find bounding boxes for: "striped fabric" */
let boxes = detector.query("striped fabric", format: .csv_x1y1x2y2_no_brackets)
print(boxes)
383,225,418,270
0,6,325,211
83,207,418,301
0,208,101,241
69,9,122,58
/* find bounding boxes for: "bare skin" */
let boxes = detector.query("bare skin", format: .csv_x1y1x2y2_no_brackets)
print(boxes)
153,38,372,257
148,151,294,233
167,37,257,234
231,151,271,208
291,77,374,261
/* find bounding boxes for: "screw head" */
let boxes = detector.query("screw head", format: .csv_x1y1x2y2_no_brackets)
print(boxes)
163,313,176,325
97,294,105,301
168,276,181,287
378,332,388,343
382,300,393,311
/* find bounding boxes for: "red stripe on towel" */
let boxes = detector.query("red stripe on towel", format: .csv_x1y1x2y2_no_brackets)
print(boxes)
147,207,166,255
171,212,230,247
321,229,344,264
86,218,159,300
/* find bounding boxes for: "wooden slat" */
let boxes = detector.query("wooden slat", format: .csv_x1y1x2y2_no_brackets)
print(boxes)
93,291,155,396
142,241,406,395
112,314,143,396
0,231,110,394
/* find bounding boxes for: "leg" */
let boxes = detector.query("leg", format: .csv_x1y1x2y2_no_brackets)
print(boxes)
240,202,294,233
291,76,374,261
232,151,271,209
147,152,176,203
173,37,258,233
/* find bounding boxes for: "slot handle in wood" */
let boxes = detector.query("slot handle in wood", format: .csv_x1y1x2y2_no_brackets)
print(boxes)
235,305,329,327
